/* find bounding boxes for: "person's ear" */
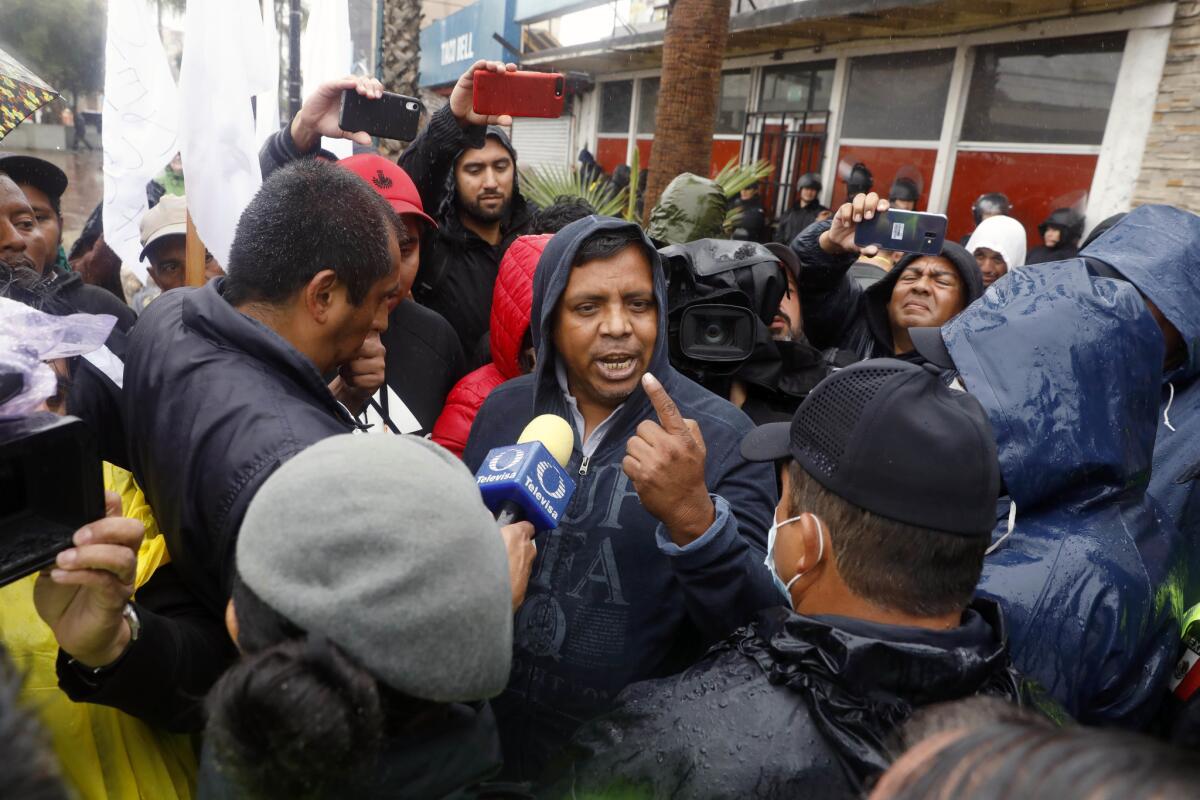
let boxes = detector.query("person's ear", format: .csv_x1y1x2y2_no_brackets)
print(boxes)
225,598,240,649
303,269,340,323
784,513,827,588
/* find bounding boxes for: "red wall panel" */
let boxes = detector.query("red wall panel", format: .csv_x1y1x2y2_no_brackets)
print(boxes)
834,145,938,210
596,137,630,174
945,151,1097,250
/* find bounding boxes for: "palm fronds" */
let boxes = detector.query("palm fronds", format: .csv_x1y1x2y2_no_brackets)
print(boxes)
520,164,626,218
713,158,773,198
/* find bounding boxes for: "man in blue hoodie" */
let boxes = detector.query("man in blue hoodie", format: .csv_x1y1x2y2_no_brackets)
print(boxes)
1077,206,1200,544
463,216,779,777
909,249,1192,728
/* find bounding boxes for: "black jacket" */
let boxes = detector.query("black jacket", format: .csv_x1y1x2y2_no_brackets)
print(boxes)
399,106,533,365
463,217,779,779
791,220,984,361
47,270,137,332
730,196,767,243
376,299,465,436
125,278,357,615
542,600,1044,799
774,201,826,245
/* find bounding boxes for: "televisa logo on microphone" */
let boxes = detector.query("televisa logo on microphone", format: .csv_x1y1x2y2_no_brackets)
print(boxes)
476,442,576,529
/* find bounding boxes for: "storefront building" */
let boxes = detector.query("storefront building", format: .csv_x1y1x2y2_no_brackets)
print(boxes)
511,0,1180,244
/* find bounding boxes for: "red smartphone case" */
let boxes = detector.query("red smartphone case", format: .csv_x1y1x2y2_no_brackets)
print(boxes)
473,71,566,119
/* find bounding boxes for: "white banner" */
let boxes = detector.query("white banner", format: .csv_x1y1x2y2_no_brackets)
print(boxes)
101,0,180,284
179,0,270,270
301,0,353,159
255,0,282,149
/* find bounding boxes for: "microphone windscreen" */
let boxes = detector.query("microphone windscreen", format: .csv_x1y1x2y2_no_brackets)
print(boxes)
517,414,574,468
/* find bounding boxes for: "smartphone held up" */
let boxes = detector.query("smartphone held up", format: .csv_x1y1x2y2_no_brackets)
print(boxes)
339,89,425,142
473,70,566,119
854,209,948,256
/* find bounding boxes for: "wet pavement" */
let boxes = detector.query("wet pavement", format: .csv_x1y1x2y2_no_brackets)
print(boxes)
5,145,104,252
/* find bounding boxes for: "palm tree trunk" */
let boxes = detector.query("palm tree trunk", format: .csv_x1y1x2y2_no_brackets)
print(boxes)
380,0,423,156
642,0,730,221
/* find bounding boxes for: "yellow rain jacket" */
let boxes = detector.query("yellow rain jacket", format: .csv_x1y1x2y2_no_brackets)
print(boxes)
0,464,197,799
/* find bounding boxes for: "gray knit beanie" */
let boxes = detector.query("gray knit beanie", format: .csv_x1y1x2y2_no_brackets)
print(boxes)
236,434,513,702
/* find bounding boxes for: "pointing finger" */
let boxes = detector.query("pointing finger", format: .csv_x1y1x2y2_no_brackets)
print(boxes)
642,373,690,436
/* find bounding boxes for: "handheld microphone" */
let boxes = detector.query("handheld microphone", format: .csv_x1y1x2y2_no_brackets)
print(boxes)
475,414,576,529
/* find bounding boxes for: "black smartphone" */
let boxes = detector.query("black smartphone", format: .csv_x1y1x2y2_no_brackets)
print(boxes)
854,209,948,256
0,414,104,588
338,89,424,142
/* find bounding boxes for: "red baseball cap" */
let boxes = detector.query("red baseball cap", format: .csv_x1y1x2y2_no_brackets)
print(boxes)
338,154,437,229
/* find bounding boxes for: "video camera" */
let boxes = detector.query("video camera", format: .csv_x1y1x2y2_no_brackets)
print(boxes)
0,409,104,587
659,239,787,385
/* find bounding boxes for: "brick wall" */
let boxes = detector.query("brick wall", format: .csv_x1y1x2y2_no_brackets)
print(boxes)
1133,1,1200,209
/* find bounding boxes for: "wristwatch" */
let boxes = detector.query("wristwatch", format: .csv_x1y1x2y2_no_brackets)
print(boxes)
69,602,141,678
122,602,142,644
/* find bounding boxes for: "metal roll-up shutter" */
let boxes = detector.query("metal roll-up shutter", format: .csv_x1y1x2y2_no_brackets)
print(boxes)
510,115,573,169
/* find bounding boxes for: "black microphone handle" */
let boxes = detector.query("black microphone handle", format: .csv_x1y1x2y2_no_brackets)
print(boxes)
495,500,524,527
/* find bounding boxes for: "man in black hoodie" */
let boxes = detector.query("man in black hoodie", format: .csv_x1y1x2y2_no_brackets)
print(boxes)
399,61,534,364
791,192,984,362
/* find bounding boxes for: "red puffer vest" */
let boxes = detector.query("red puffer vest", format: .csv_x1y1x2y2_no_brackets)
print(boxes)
432,234,552,456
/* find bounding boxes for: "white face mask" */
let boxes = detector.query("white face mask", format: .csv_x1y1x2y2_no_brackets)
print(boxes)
764,509,824,608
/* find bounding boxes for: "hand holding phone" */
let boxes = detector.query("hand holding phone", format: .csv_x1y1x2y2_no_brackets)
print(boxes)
472,70,566,119
821,192,888,256
451,60,518,128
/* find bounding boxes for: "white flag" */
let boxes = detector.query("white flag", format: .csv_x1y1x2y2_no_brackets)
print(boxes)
301,0,353,159
255,0,282,149
102,0,180,283
178,0,269,269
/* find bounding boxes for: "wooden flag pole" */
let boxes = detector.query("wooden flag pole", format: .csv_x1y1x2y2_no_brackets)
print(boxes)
184,211,206,287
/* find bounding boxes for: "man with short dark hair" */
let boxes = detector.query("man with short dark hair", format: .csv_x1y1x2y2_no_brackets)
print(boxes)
0,152,68,273
544,359,1035,797
49,159,409,730
464,216,778,778
398,61,533,363
792,193,983,362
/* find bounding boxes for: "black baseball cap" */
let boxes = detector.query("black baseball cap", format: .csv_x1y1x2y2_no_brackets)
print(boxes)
740,358,1000,536
0,153,68,199
764,242,800,283
908,326,955,369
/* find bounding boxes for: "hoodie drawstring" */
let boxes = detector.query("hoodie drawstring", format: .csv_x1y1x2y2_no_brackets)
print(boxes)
986,500,1017,556
1164,382,1177,432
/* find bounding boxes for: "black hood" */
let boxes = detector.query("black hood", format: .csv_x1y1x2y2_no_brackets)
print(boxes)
528,215,674,439
745,598,1024,785
863,241,984,352
438,125,529,238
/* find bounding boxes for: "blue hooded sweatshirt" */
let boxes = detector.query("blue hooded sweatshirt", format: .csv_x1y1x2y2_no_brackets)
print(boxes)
1080,205,1200,545
463,216,780,778
940,258,1191,728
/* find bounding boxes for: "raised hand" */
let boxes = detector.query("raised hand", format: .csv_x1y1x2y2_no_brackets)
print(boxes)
623,372,716,546
819,192,890,257
449,59,517,129
291,75,384,151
